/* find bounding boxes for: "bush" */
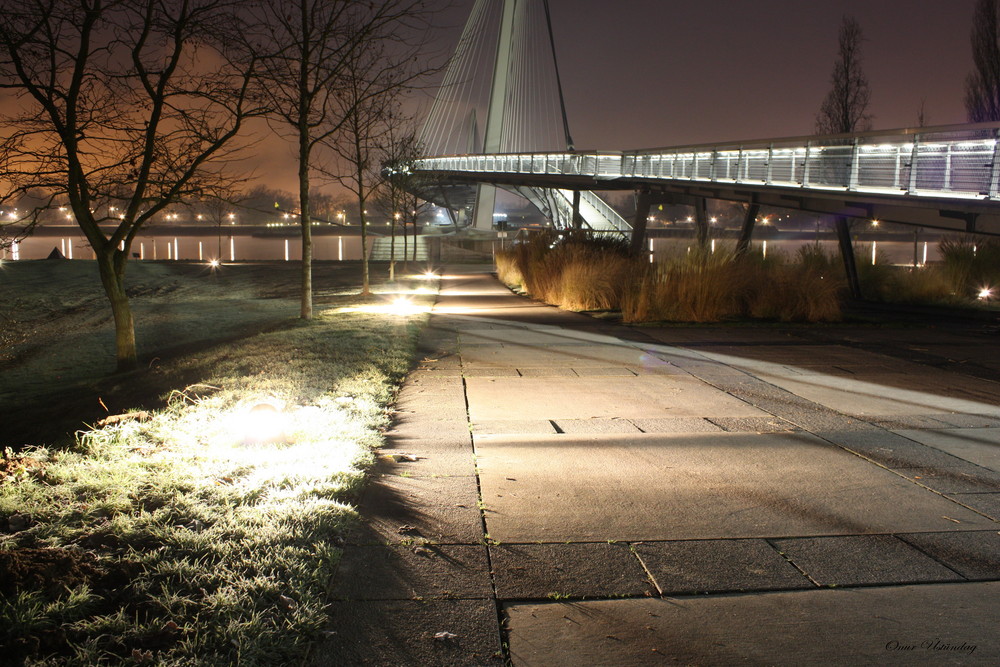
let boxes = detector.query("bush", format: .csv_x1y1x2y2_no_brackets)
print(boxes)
939,234,1000,299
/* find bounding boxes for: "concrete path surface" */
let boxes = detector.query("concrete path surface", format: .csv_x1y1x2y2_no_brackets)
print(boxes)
312,267,1000,666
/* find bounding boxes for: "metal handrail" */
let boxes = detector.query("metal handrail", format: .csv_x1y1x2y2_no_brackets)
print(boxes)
413,123,1000,202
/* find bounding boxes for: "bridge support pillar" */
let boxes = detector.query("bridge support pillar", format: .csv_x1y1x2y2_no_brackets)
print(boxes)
572,190,583,229
694,197,709,248
835,216,863,300
472,184,497,230
735,203,760,256
630,190,651,255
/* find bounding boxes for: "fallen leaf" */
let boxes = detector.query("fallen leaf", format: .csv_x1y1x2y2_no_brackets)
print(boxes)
380,452,421,463
130,649,153,664
398,524,418,534
942,516,961,524
278,594,297,610
434,631,458,641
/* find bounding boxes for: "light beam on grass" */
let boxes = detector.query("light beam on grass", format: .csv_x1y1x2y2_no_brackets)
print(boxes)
334,297,431,317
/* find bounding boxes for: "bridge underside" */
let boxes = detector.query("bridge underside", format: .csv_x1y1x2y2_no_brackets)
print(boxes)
408,179,630,232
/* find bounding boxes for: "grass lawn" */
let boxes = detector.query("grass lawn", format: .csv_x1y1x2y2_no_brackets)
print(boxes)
0,260,436,664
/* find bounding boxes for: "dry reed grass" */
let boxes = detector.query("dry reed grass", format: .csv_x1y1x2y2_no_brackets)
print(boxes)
499,236,851,323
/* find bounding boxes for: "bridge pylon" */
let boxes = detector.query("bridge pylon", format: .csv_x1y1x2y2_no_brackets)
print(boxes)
419,0,576,232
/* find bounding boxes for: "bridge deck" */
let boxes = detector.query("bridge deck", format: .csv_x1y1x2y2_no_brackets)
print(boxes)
413,123,1000,234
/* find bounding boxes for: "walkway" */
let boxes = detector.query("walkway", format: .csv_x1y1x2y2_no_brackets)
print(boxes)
314,268,1000,665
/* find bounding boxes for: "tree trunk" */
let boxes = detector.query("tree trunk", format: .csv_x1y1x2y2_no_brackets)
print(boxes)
402,219,409,270
360,201,370,296
412,216,418,263
96,246,137,371
299,133,313,320
357,156,371,296
389,216,396,281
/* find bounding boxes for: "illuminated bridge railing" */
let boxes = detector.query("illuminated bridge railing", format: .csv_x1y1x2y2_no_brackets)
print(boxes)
414,123,1000,202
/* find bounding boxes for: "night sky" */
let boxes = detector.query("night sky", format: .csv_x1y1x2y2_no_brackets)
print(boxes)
255,0,979,193
546,0,976,149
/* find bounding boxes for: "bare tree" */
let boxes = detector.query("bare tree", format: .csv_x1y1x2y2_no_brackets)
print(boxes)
199,185,247,261
966,0,1000,122
374,114,427,279
251,0,436,316
325,7,436,296
0,0,263,370
816,15,872,135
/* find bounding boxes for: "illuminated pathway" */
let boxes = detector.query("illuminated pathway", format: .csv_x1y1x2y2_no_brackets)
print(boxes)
315,269,1000,665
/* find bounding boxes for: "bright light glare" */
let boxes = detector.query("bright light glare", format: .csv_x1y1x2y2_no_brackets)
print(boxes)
388,296,423,315
422,271,439,280
335,297,430,316
208,259,220,268
241,401,287,445
978,287,993,300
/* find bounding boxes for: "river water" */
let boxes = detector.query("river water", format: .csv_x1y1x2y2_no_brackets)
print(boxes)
3,226,940,266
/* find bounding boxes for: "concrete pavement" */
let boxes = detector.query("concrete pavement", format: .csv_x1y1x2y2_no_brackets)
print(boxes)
313,267,1000,666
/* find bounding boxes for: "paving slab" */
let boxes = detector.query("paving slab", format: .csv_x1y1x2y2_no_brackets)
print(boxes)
489,543,655,600
633,539,813,594
636,327,805,345
893,465,1000,494
312,600,502,666
771,534,963,586
461,367,520,377
552,418,643,434
696,344,904,369
893,428,1000,472
571,366,638,377
376,437,476,477
706,416,800,432
505,582,999,666
866,414,954,429
409,367,466,378
822,430,979,469
474,432,995,542
683,373,875,432
465,376,768,421
515,367,578,377
898,531,1000,580
746,372,1000,418
951,493,1000,519
349,473,484,545
461,343,652,369
472,419,557,435
331,544,492,600
626,417,722,433
929,413,1000,429
390,412,472,441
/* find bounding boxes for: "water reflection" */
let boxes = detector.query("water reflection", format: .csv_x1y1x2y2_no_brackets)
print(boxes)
5,229,365,261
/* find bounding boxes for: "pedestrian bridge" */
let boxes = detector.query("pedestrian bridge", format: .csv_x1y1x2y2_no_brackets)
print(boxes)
412,122,1000,236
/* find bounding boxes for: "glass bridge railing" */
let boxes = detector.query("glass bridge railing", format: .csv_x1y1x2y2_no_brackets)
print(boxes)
413,123,1000,202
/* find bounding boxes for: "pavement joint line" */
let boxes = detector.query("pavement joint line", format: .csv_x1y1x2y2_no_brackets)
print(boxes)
891,533,979,582
461,355,510,663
